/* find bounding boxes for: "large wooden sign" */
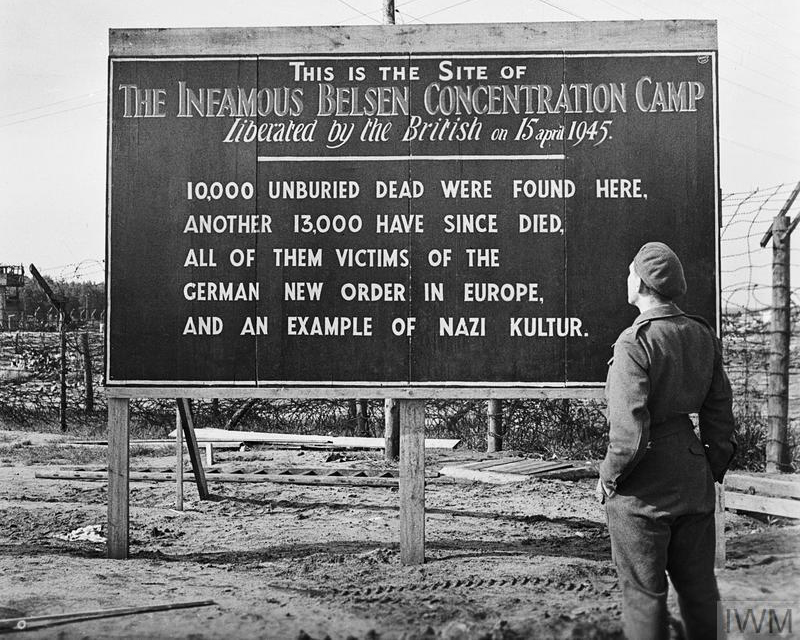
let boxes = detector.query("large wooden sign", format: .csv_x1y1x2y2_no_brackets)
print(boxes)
106,22,719,396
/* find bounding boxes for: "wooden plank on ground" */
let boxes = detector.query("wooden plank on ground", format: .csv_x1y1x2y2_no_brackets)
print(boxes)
438,465,529,485
164,428,459,450
446,458,573,476
75,439,241,449
725,473,800,499
168,427,331,446
482,460,572,474
400,399,425,565
35,470,458,487
725,491,800,519
107,397,129,560
457,459,519,471
333,436,459,449
499,461,574,475
474,459,531,473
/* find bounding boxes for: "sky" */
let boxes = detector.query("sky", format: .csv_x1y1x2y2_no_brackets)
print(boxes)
0,0,798,284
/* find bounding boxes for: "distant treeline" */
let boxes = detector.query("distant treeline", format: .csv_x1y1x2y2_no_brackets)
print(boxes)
19,276,105,319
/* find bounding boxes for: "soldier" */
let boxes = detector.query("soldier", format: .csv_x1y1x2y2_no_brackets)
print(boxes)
597,242,737,639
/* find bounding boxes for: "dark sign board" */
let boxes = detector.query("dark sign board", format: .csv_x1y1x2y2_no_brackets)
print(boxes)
107,23,719,393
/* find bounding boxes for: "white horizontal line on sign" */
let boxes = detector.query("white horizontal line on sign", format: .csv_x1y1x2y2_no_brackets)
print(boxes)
257,154,565,162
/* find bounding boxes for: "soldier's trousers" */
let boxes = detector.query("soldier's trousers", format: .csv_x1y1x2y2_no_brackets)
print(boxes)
606,505,719,639
605,429,721,639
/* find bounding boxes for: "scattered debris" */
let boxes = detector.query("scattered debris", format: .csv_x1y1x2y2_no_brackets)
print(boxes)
55,524,106,543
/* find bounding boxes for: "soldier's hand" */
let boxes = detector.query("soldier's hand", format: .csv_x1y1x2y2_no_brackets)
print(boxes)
596,478,615,504
595,478,606,504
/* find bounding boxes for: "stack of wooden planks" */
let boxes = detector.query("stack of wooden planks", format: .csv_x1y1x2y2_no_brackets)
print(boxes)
723,473,800,519
439,458,575,484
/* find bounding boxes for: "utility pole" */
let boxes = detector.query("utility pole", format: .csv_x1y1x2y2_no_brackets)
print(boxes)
383,0,395,24
759,181,799,472
383,0,401,460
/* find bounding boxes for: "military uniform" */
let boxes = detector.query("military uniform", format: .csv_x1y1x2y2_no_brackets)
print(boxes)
601,302,736,640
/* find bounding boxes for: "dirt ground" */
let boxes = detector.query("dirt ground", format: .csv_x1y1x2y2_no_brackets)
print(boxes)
1,429,798,640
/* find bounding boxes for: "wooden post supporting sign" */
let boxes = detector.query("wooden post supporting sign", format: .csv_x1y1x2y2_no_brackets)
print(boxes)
399,399,425,565
107,397,130,559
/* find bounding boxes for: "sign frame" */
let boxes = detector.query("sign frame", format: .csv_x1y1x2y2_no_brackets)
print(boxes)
106,21,719,401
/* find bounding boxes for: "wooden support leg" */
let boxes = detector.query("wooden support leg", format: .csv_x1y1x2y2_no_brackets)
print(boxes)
399,399,425,565
176,405,184,511
714,483,726,569
176,398,210,500
107,397,130,559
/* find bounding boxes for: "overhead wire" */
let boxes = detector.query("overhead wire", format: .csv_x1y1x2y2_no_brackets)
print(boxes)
594,0,639,20
416,0,480,21
689,0,800,62
726,0,800,39
535,0,586,21
0,100,105,129
334,0,382,24
608,0,800,110
0,91,104,121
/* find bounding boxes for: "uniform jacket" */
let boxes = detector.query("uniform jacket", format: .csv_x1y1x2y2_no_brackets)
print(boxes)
600,302,736,494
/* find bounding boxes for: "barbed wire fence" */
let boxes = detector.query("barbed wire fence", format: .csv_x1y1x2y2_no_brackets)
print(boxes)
719,183,800,469
0,184,798,469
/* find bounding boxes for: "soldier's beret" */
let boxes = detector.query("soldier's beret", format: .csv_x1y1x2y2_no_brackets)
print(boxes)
633,242,686,299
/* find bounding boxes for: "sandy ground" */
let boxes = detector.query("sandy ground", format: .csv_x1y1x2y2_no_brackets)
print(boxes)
0,429,798,639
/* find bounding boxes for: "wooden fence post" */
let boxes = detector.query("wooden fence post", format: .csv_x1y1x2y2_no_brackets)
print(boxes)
767,215,791,473
760,181,799,473
107,397,130,559
81,331,94,413
384,398,400,460
714,483,725,569
399,399,425,565
487,399,503,452
357,399,369,436
59,316,67,431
